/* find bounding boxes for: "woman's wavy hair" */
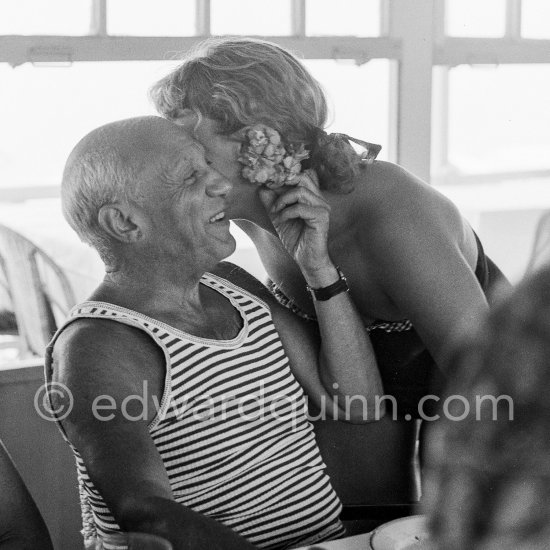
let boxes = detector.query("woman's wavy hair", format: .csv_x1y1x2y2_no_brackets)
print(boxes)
149,37,363,193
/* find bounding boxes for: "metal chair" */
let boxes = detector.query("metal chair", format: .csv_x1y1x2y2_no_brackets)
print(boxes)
0,435,172,550
525,210,550,275
0,224,76,358
0,255,19,352
123,533,174,549
0,438,54,549
313,416,421,535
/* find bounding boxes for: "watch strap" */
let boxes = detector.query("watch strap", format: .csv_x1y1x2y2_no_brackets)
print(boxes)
306,266,349,301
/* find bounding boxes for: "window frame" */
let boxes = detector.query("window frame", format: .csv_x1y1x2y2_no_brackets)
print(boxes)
1,0,550,200
432,0,550,185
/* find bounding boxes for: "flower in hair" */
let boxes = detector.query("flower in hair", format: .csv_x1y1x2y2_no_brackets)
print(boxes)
238,124,309,189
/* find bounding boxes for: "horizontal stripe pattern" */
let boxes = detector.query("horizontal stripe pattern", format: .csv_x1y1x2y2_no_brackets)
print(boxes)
60,273,343,549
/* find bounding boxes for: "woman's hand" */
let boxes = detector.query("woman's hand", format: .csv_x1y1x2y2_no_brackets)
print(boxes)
258,170,334,285
259,172,385,420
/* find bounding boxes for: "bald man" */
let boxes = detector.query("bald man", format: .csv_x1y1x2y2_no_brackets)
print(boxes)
46,117,383,549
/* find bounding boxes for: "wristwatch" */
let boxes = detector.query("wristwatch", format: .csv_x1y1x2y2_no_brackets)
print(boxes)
306,266,349,301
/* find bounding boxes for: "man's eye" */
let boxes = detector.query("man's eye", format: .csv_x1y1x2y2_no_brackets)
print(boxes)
184,171,198,184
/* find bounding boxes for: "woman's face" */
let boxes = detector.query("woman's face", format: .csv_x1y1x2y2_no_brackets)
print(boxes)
175,116,243,177
173,114,256,218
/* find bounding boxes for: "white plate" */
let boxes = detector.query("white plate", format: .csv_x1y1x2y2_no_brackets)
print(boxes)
369,515,433,550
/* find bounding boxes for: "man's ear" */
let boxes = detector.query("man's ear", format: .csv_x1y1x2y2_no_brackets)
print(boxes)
98,204,142,244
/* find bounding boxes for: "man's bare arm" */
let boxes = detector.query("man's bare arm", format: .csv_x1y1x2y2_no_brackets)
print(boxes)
51,319,255,550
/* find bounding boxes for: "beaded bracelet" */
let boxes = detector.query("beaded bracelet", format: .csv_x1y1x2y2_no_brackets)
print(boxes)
306,266,349,301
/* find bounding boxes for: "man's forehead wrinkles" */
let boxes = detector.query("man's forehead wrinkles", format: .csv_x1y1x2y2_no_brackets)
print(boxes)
136,131,203,185
165,130,203,158
160,150,195,181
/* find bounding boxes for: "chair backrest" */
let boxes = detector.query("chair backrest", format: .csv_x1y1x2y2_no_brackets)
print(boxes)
526,210,550,275
0,224,76,357
313,417,421,533
314,417,420,504
0,438,54,549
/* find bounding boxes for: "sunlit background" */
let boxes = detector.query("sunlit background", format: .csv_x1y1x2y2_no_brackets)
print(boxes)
1,0,550,293
1,0,548,189
1,4,550,548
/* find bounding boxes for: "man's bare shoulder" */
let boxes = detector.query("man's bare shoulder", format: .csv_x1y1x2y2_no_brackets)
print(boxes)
53,317,159,360
52,317,165,388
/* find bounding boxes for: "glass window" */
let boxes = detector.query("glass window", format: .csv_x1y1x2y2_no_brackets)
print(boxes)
521,0,550,39
304,59,391,160
0,61,179,189
210,0,291,36
445,64,550,174
445,0,506,37
305,0,381,37
0,0,92,36
107,0,196,36
0,57,391,191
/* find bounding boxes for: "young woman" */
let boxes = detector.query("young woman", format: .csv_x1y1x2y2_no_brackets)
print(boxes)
150,37,509,420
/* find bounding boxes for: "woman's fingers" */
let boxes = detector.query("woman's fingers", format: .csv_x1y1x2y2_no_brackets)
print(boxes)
258,169,322,214
258,186,277,211
302,168,320,187
292,169,321,195
269,186,329,215
272,203,329,226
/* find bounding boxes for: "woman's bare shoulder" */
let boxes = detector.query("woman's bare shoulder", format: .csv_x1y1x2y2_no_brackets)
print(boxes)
337,161,471,264
352,161,463,227
357,160,434,203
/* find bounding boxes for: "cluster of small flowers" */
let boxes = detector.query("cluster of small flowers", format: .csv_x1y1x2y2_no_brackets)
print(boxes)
238,124,309,189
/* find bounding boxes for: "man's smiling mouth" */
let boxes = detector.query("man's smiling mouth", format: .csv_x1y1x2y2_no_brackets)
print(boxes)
209,211,226,223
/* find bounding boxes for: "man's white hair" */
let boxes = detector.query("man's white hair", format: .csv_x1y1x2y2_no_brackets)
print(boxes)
61,121,142,264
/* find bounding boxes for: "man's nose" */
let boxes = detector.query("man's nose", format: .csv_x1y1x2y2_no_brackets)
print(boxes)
206,169,233,197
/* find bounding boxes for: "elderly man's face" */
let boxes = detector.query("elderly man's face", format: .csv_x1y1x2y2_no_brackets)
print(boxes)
173,114,253,218
132,124,236,265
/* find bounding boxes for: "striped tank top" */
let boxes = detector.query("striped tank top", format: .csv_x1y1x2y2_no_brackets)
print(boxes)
46,272,344,550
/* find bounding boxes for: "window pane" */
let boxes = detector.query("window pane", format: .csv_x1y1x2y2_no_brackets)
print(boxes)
304,59,391,160
107,0,196,36
0,0,92,35
0,58,391,189
446,64,550,174
306,0,380,37
211,0,291,35
445,0,506,37
522,0,550,39
0,61,179,189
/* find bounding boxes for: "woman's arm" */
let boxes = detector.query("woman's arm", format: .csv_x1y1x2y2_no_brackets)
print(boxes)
254,174,385,422
0,440,53,550
215,261,383,423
